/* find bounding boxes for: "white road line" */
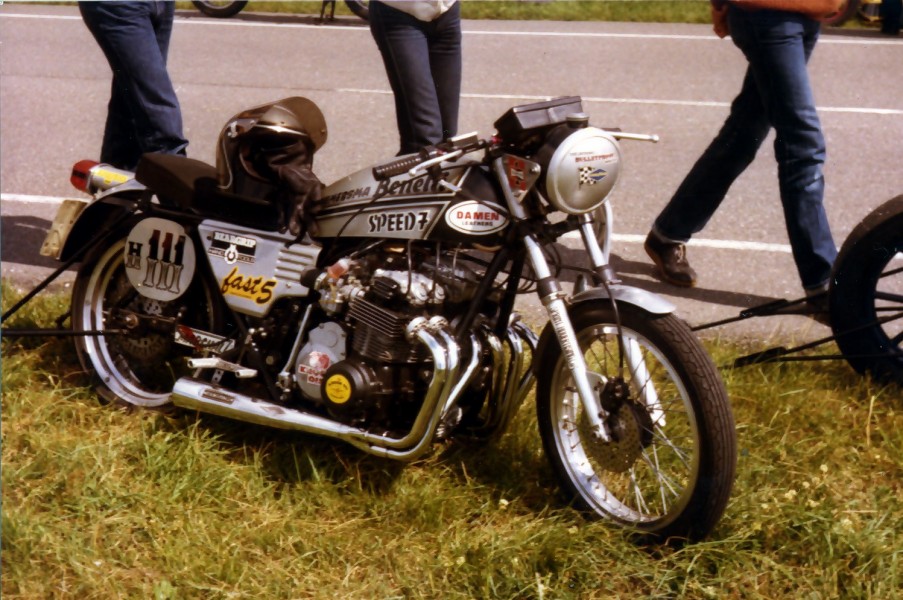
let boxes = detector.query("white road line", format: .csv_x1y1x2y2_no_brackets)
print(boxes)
4,12,900,117
1,193,76,205
340,88,903,116
1,192,793,253
3,11,903,46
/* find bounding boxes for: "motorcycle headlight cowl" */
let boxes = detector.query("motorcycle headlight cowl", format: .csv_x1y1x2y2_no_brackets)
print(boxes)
540,126,622,215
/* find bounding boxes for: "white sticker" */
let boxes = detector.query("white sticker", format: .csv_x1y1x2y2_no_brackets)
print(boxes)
445,200,508,235
124,217,196,302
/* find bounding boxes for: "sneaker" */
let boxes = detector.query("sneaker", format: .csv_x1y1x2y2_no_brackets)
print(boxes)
644,232,697,287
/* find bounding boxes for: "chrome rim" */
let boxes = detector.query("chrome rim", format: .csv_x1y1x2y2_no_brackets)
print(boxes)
549,323,700,527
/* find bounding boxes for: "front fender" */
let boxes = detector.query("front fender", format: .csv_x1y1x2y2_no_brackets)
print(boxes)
532,284,675,375
570,284,675,315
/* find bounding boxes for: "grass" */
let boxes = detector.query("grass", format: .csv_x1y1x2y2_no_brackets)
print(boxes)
2,285,901,599
176,1,713,24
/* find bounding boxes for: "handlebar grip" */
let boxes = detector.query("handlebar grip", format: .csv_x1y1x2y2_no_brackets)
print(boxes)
372,155,423,180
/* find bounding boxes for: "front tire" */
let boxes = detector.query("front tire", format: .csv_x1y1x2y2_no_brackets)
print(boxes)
536,302,736,541
72,234,222,408
830,195,903,386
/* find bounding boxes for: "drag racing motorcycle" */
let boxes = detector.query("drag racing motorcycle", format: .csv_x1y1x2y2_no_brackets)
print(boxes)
41,96,736,541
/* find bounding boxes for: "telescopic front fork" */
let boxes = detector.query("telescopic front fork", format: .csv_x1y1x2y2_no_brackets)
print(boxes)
492,155,612,442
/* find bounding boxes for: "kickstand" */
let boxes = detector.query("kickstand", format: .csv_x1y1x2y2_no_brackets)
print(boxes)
692,294,813,332
319,0,336,22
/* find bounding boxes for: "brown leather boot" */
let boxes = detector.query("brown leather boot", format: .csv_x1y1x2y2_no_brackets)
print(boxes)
644,232,698,287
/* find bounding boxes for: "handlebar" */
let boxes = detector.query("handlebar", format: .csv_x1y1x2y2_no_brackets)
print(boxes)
372,154,425,181
370,127,657,182
610,131,659,143
372,132,488,181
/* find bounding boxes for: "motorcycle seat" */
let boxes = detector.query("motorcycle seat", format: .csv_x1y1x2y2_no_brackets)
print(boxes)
136,153,218,211
135,153,282,230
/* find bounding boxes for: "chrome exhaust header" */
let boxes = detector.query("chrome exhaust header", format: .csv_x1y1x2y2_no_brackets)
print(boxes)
171,318,463,461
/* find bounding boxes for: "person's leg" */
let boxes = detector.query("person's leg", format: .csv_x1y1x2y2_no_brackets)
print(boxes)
731,10,836,290
79,1,187,169
652,69,770,243
369,1,444,155
426,2,462,142
881,0,902,34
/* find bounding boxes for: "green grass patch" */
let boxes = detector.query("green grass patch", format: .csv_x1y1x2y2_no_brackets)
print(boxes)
2,286,901,598
176,1,713,24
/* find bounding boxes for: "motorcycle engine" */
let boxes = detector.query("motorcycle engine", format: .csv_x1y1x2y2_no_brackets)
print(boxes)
295,245,485,430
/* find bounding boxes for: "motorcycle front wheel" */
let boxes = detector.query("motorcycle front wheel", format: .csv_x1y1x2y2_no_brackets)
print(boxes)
830,194,903,386
536,302,736,542
72,233,223,408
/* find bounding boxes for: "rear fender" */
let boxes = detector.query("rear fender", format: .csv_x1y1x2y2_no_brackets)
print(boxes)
532,285,675,374
56,183,145,263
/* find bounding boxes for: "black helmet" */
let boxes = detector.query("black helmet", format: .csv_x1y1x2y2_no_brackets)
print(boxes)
216,97,327,193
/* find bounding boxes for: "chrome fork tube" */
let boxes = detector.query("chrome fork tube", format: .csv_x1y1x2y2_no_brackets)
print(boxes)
578,213,608,270
523,235,610,441
491,156,610,441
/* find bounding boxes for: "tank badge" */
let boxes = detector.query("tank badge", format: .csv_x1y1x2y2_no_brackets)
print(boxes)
445,200,508,235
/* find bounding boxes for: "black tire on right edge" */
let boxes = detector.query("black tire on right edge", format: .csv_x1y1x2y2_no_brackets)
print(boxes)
830,194,903,386
535,302,736,542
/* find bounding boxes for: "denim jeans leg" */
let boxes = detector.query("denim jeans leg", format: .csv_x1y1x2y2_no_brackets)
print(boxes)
653,69,770,242
370,1,460,155
79,1,187,170
730,10,837,289
427,3,462,142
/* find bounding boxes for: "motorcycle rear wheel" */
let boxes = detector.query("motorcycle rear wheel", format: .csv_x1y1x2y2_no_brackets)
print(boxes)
191,0,248,18
830,194,903,386
536,302,736,542
72,233,223,408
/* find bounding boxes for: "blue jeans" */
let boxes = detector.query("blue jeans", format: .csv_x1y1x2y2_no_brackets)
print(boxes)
79,1,188,170
653,7,837,290
369,1,462,155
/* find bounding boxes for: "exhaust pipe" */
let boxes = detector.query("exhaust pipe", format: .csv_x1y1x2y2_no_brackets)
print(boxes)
171,319,462,460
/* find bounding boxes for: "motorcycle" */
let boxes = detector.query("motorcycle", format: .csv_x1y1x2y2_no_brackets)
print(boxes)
191,0,370,21
39,95,736,541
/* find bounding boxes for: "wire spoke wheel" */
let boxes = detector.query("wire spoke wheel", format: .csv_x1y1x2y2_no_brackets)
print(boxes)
831,194,903,385
536,302,735,542
72,235,221,407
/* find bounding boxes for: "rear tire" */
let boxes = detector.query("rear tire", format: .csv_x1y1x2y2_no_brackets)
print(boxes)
72,232,223,408
830,195,903,386
535,302,736,542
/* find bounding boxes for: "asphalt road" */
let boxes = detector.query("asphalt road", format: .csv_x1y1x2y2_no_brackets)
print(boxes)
2,3,902,343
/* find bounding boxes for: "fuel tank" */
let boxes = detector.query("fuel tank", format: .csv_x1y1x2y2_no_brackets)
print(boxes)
313,161,509,246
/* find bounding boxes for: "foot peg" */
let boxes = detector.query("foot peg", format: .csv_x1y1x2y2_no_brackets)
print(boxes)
187,357,257,379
